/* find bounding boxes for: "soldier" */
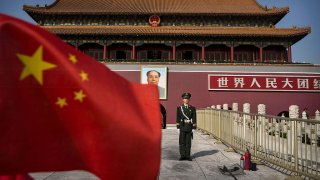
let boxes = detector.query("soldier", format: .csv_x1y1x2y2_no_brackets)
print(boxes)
176,92,197,161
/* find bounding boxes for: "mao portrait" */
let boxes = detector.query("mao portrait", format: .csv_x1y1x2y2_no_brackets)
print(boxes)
141,66,167,99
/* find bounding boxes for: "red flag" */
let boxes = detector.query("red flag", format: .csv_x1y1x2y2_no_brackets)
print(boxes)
0,14,161,179
0,174,32,180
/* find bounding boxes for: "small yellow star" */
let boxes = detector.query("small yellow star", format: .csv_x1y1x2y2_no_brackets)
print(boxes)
74,89,86,103
69,54,78,64
56,97,68,108
79,70,89,81
17,46,57,85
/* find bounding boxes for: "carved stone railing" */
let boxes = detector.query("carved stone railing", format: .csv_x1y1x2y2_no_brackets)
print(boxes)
197,106,320,179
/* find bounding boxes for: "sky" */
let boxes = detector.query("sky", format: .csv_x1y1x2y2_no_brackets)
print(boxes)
0,0,319,64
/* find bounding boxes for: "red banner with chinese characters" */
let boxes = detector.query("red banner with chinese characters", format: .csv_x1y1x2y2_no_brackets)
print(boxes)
208,74,320,92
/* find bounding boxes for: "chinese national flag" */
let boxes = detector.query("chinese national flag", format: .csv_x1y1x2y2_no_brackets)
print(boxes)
0,14,161,179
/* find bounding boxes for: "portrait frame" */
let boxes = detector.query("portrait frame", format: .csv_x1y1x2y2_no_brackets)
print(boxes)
141,66,167,100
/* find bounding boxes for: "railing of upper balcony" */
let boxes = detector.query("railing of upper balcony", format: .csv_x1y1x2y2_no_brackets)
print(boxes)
98,59,312,65
197,108,320,179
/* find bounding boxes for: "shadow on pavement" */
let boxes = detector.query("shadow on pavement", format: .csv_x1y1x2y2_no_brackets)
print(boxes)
162,146,180,160
192,150,218,158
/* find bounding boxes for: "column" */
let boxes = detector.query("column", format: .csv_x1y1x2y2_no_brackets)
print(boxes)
172,42,176,60
230,46,234,63
201,41,205,61
132,42,136,60
259,47,263,63
103,44,108,60
287,46,292,63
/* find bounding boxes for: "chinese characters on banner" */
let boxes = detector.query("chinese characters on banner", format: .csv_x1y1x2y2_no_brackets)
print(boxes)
208,74,320,92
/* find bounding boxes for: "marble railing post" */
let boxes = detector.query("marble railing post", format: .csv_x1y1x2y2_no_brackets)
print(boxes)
258,104,266,150
315,110,320,136
289,105,299,164
223,104,228,110
232,103,238,111
243,103,250,147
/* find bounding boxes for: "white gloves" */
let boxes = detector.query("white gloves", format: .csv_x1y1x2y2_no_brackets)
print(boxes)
177,129,180,133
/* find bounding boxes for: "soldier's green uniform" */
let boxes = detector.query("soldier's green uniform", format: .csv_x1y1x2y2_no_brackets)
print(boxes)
176,93,197,161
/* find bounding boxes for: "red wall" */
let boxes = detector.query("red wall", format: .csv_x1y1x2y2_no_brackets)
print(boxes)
114,71,320,124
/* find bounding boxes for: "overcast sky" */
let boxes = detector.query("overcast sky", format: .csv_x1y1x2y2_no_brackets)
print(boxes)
1,0,319,64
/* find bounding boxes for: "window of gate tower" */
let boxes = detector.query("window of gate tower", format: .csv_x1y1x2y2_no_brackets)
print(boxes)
147,50,162,59
116,51,126,59
183,51,193,60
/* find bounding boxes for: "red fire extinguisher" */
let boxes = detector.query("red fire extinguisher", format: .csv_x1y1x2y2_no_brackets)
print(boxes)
240,154,244,169
244,149,251,170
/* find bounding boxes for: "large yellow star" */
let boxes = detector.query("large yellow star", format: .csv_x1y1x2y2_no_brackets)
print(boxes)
74,89,86,103
17,46,57,85
79,70,89,81
56,97,68,108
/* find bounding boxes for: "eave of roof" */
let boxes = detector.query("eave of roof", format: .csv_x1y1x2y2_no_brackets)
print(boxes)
43,26,310,38
23,0,289,16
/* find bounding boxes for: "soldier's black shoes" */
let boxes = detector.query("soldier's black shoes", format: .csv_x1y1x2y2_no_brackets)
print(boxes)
179,157,192,161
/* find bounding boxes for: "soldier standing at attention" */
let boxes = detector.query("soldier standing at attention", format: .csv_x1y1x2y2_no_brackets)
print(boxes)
176,92,197,161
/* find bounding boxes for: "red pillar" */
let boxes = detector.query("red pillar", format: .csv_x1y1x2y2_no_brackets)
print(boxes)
287,46,292,63
103,44,107,59
259,47,263,63
172,42,176,60
230,46,234,63
201,42,205,62
132,42,136,60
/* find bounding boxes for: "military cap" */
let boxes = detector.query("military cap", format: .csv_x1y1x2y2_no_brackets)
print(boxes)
181,92,191,99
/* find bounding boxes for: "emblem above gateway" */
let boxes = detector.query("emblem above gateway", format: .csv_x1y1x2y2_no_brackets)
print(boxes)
149,15,160,27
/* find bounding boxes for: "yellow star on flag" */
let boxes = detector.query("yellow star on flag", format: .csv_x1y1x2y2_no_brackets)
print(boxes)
56,97,68,108
79,70,89,81
74,90,86,103
17,46,57,85
69,54,78,64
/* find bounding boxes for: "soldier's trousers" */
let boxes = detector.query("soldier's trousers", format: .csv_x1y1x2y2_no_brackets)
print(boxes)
179,131,192,158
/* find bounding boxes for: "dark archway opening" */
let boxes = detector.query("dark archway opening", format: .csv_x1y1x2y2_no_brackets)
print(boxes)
116,51,126,59
183,51,193,60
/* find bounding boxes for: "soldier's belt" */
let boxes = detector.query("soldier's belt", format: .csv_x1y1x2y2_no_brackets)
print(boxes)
183,119,192,124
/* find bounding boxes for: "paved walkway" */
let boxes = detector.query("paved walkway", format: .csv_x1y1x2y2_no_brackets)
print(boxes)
30,129,291,180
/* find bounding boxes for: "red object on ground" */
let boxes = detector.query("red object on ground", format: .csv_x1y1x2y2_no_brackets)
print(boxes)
0,13,161,180
244,150,251,170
